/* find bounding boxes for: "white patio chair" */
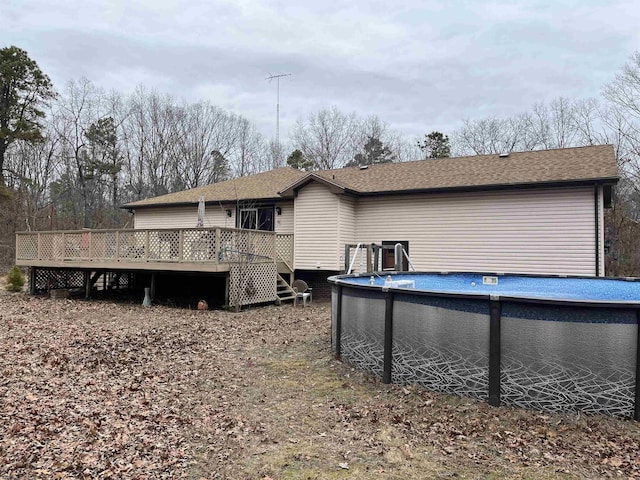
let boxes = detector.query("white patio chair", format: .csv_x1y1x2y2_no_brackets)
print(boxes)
292,279,312,307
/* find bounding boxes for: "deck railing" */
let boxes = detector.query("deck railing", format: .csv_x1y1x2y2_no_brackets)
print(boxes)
275,233,294,266
16,227,291,266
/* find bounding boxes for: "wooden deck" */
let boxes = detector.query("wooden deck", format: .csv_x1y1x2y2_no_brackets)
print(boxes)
16,227,294,273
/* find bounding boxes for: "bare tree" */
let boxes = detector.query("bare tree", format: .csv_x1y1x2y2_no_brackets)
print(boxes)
452,117,520,155
52,79,112,228
119,87,182,200
604,52,640,120
4,129,60,230
231,118,266,177
291,107,358,169
604,52,640,208
453,97,582,156
353,114,418,163
173,102,238,189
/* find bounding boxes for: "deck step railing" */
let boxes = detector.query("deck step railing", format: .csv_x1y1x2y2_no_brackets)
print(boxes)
16,227,287,266
275,233,294,269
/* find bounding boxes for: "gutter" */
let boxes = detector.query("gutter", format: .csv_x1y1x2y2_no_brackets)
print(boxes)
350,177,619,198
120,195,293,210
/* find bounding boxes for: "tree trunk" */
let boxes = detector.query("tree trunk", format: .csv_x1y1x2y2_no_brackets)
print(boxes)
0,140,7,191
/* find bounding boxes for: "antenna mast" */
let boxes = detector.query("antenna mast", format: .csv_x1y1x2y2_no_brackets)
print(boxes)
266,73,292,151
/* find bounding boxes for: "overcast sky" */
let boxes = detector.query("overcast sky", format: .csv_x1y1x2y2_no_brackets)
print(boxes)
3,0,640,144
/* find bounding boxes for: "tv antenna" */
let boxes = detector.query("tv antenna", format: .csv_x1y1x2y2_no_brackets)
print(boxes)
266,73,292,150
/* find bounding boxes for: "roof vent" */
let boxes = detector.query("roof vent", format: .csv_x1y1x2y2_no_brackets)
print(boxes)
499,152,509,158
359,165,368,170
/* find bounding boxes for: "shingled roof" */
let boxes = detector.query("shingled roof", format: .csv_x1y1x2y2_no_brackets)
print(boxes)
123,167,306,208
123,145,618,209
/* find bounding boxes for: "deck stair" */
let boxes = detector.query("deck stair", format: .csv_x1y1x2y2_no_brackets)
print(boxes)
276,274,297,303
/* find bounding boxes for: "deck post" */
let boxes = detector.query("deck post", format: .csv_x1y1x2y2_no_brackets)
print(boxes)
366,245,373,274
115,231,120,260
383,291,395,384
215,228,221,265
84,271,91,299
87,231,93,260
30,267,36,295
145,230,150,260
37,232,42,261
178,230,184,261
488,298,502,407
273,232,277,263
150,273,156,300
224,273,230,306
61,232,66,260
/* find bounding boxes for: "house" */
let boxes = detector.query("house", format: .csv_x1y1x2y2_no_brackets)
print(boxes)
15,145,617,306
120,144,617,298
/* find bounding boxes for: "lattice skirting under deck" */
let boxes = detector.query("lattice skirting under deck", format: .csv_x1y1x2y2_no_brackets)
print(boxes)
32,268,131,292
229,263,277,307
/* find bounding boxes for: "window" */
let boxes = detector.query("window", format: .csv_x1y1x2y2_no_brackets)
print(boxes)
382,241,409,271
240,208,258,230
239,207,274,231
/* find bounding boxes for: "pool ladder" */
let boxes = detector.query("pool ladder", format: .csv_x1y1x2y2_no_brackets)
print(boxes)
345,243,416,274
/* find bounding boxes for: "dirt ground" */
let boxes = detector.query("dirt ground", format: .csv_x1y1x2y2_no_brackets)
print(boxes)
1,292,640,479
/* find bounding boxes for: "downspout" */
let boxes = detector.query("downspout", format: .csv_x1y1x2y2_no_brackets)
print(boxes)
594,185,600,277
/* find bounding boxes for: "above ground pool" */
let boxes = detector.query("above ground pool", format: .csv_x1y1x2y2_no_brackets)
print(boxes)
328,272,640,419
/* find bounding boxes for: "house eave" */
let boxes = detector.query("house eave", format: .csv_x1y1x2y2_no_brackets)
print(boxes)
120,195,293,211
350,177,620,198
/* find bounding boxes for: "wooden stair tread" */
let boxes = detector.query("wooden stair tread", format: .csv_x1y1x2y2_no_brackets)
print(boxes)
275,273,297,303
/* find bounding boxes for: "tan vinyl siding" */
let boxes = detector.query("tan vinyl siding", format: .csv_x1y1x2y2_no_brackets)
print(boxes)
274,201,294,234
134,205,236,230
294,182,340,270
355,187,597,276
338,196,356,265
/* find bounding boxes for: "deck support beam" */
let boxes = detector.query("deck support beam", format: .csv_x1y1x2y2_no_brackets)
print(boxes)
84,271,91,299
29,267,37,295
89,271,102,288
224,274,230,307
150,273,157,300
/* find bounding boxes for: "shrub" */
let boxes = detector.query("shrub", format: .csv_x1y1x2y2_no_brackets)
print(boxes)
6,266,25,292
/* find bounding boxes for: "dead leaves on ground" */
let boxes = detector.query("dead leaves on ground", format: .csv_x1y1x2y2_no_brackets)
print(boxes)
1,294,640,479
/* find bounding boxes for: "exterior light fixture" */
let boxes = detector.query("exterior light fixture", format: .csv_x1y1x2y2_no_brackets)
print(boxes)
276,207,282,215
226,209,232,217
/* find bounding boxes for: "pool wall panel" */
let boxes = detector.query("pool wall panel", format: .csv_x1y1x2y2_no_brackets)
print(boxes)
340,287,386,378
501,303,637,417
391,294,490,400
